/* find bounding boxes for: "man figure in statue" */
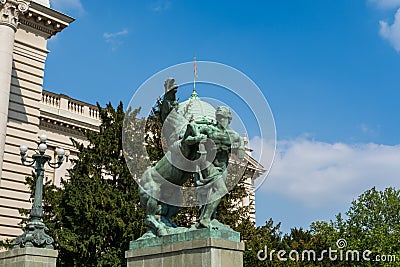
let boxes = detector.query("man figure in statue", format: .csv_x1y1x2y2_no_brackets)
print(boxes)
194,106,246,229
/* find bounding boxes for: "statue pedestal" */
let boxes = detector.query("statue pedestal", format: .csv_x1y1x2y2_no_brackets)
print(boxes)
0,247,58,267
125,228,244,267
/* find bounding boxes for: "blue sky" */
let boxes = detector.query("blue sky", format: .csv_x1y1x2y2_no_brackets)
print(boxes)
44,0,400,232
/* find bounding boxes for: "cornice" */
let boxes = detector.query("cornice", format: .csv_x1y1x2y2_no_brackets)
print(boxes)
40,111,99,132
39,117,87,137
18,1,74,39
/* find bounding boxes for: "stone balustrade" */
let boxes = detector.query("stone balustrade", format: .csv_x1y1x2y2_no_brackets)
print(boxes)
42,91,60,108
41,90,100,124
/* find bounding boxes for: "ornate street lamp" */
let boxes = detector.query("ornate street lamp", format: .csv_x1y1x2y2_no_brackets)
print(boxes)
13,134,65,249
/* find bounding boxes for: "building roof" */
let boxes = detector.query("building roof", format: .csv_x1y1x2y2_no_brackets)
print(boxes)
177,89,216,124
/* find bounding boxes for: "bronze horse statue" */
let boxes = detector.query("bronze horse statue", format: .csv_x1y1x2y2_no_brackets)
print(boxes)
139,78,245,238
139,78,208,237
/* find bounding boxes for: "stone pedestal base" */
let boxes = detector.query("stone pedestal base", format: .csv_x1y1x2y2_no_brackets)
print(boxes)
126,228,244,267
0,247,58,267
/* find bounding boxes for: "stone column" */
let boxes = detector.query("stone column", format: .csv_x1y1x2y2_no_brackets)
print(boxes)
0,0,29,181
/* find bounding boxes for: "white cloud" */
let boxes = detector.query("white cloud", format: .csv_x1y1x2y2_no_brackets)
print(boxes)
252,137,400,209
360,124,372,134
50,0,84,13
151,0,171,12
380,8,400,52
103,29,129,51
368,1,400,52
369,0,400,9
103,29,129,40
359,123,380,136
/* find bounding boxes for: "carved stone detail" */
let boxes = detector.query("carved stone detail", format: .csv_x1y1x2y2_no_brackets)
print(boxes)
13,219,54,249
0,0,30,31
19,9,71,39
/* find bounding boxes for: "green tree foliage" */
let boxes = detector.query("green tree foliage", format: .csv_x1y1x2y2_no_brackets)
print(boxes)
311,187,400,266
54,103,148,266
242,218,285,266
0,239,13,250
241,187,400,267
143,107,164,163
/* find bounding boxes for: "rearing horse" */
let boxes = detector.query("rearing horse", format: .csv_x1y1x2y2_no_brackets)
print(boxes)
139,78,207,237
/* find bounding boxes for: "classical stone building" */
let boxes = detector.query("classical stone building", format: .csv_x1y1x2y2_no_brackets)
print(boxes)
0,0,102,241
0,0,263,242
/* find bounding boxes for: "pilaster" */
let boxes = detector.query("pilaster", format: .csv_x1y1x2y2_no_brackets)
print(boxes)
0,0,30,184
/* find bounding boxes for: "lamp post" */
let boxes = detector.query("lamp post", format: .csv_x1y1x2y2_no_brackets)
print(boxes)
13,134,65,249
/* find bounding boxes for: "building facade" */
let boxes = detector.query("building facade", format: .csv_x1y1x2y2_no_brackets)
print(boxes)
0,1,263,242
0,0,97,240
